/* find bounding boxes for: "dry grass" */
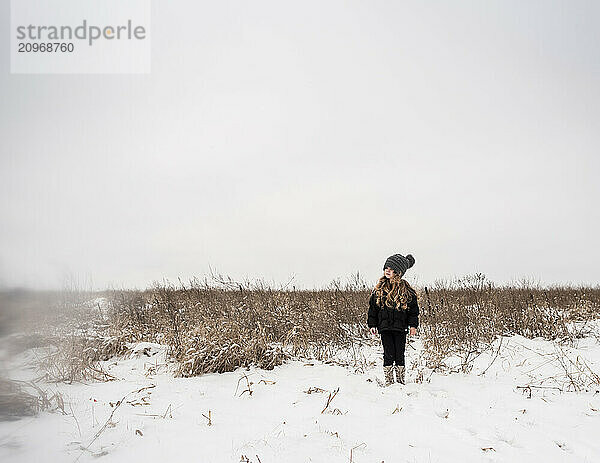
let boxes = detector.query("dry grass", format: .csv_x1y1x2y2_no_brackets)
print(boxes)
107,275,370,376
1,288,127,384
0,378,65,421
2,272,599,384
34,335,125,383
418,273,600,373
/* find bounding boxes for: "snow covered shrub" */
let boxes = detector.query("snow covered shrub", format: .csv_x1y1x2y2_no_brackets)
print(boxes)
0,377,64,420
0,288,128,384
418,274,600,372
36,334,125,383
106,274,372,376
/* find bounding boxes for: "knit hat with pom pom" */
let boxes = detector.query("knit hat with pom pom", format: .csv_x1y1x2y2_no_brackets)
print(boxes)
383,253,415,276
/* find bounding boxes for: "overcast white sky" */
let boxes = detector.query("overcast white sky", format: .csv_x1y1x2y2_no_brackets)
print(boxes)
1,0,599,290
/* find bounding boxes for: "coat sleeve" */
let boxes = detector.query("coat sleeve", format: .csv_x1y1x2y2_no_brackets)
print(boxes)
407,291,419,329
367,292,379,328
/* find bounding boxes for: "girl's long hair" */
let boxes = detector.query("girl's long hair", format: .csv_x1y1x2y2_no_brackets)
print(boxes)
374,274,416,310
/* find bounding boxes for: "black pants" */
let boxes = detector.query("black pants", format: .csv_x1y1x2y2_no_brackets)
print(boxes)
380,330,407,366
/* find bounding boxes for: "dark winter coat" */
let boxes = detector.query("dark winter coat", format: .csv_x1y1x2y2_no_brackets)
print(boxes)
367,287,419,332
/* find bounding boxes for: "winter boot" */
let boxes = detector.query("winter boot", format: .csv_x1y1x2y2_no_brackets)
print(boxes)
383,365,394,386
394,365,405,384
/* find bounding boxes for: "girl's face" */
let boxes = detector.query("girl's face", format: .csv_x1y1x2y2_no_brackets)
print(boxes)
384,267,400,279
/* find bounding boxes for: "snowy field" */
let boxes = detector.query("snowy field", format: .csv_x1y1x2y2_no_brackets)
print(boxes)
1,323,600,463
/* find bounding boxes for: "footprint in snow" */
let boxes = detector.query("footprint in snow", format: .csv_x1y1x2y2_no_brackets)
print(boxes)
554,441,572,453
435,408,450,419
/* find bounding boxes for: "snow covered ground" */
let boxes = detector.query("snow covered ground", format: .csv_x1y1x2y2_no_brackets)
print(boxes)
1,323,600,463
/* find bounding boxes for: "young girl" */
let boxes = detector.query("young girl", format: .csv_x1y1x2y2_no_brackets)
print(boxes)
367,253,419,386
